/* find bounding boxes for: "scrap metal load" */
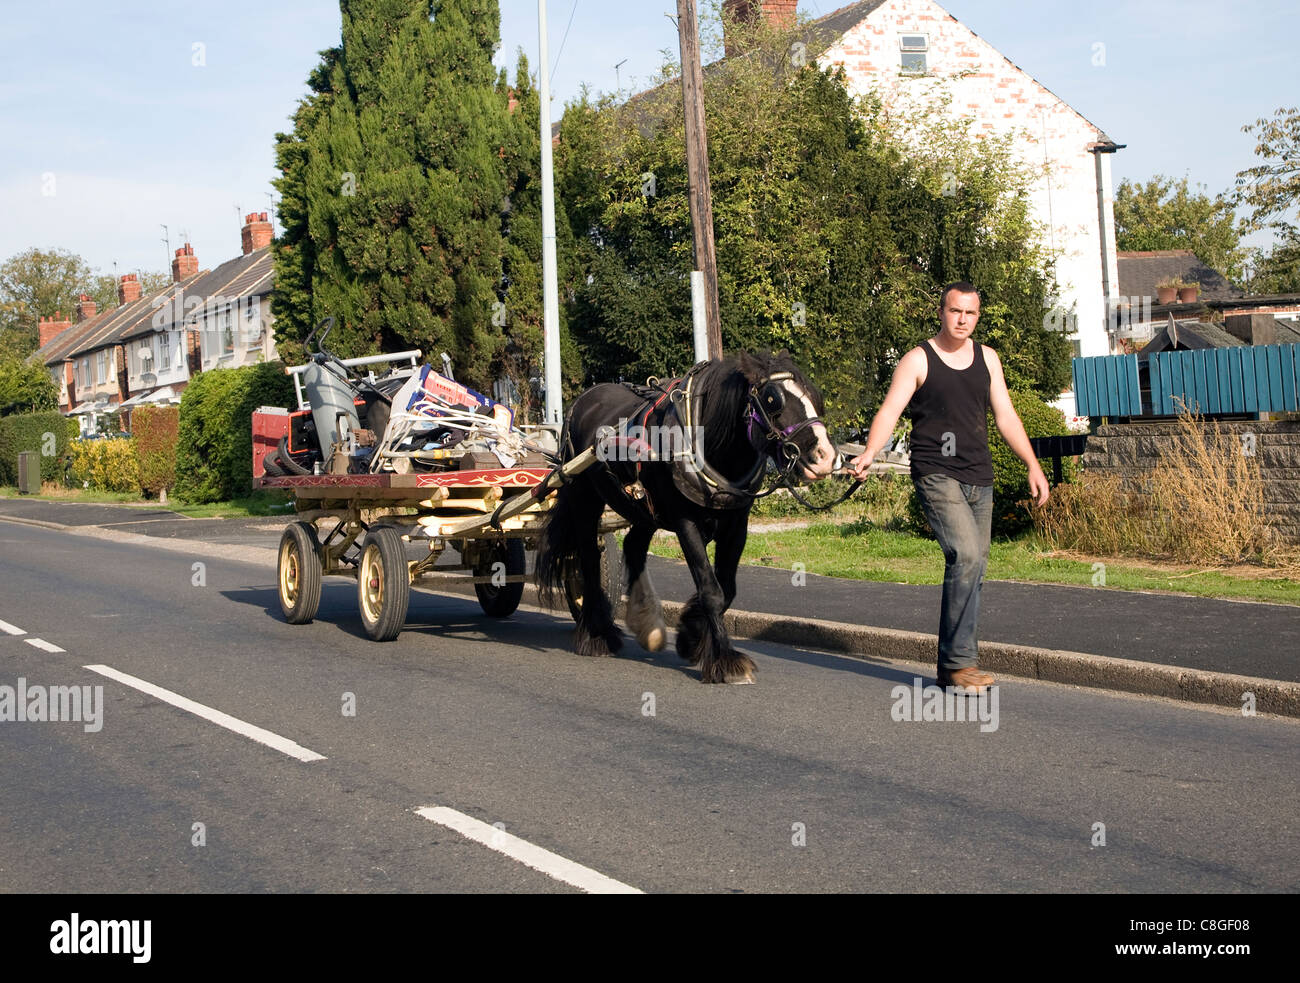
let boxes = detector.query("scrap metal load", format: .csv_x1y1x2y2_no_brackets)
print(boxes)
254,317,551,480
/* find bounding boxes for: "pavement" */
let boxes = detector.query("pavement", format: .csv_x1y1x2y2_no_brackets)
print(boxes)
2,497,1297,715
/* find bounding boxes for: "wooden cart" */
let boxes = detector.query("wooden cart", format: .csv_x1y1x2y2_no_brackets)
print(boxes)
256,449,625,641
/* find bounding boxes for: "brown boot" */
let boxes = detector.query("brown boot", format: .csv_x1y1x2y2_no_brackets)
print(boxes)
937,666,995,694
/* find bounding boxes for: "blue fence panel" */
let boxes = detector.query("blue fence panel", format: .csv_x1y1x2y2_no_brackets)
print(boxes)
1070,354,1142,416
1192,349,1210,413
1215,349,1232,413
1228,348,1245,413
1282,344,1299,411
1243,348,1259,412
1169,353,1187,413
1204,348,1222,413
1123,355,1142,414
1148,353,1165,415
1264,346,1283,411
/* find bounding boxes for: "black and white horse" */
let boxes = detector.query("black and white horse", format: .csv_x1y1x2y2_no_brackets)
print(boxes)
536,351,837,683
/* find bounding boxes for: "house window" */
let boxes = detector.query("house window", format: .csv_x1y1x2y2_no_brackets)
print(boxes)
95,350,107,385
79,358,89,389
245,300,261,346
222,310,234,355
900,34,928,75
160,335,171,370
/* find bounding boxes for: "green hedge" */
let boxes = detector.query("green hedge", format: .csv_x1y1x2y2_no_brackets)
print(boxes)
132,405,179,495
0,411,79,485
907,389,1076,540
174,362,295,503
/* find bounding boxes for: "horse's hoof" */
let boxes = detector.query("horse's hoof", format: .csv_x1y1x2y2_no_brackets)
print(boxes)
639,627,665,652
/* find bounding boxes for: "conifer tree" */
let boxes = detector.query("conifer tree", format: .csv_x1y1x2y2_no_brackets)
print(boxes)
273,0,510,390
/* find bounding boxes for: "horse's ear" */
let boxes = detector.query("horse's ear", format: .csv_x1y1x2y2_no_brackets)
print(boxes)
736,352,766,386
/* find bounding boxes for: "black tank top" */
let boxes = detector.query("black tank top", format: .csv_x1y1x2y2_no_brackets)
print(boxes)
908,340,994,486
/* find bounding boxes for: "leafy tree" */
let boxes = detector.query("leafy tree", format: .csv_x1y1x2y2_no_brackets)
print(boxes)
1236,105,1300,237
0,356,59,416
272,0,512,392
0,249,93,359
1247,234,1300,294
555,13,1068,431
0,248,171,361
1236,106,1300,294
1114,176,1248,282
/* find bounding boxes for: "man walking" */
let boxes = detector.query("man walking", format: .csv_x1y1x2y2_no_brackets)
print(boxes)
850,283,1049,693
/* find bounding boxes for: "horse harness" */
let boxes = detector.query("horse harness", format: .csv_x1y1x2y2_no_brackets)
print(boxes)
604,363,827,514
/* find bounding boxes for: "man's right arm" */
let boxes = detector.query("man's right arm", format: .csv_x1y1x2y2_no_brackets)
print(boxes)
849,347,924,480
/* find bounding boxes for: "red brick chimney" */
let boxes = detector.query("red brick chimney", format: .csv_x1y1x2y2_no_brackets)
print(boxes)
77,293,97,321
172,243,198,282
118,273,142,305
241,211,273,255
722,0,798,57
38,311,72,349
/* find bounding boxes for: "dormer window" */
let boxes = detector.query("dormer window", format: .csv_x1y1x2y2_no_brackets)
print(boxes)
900,34,928,75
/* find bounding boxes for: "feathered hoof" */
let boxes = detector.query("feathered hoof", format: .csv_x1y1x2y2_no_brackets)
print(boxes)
638,626,666,652
575,626,624,658
699,650,757,685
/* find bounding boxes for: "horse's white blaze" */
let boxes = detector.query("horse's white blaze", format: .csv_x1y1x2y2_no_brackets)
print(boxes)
626,573,666,652
782,379,836,474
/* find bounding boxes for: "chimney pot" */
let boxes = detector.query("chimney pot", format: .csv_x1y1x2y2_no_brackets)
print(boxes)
241,211,274,255
172,242,200,282
38,309,73,348
118,273,142,305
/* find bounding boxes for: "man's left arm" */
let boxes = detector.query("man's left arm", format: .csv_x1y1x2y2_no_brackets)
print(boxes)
984,346,1050,506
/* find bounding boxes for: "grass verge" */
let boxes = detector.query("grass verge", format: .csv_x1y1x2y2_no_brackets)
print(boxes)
0,485,293,518
642,519,1300,606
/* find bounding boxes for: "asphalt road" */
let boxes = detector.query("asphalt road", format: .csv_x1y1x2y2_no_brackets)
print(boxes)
1,519,1297,893
4,498,1297,682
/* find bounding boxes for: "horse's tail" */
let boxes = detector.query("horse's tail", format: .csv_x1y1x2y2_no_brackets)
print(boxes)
535,481,579,611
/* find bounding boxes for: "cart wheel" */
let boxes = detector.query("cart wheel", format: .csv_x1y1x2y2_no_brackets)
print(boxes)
357,526,410,641
562,544,611,623
278,522,323,624
475,538,525,618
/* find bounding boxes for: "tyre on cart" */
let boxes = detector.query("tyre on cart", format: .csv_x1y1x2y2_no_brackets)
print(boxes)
278,521,323,624
357,525,411,642
474,537,526,618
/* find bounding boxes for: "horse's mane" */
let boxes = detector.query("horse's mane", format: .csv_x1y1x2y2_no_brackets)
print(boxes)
691,350,824,467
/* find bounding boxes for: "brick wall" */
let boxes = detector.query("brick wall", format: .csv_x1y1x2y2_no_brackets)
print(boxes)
1082,420,1300,543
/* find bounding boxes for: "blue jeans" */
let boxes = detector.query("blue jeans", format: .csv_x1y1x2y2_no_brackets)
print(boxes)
913,474,993,671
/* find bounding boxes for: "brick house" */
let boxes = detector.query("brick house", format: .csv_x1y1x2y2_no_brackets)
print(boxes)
32,213,279,433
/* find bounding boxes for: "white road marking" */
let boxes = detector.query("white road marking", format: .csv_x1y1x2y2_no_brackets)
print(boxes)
415,806,642,895
25,638,64,653
82,664,326,763
0,619,25,635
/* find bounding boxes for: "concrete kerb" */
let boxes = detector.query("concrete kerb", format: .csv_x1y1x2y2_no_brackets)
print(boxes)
707,604,1300,718
5,512,1297,718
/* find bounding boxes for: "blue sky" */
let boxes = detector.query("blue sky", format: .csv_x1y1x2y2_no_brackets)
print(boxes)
0,0,1292,281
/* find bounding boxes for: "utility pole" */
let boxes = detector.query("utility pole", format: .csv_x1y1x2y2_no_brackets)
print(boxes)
676,0,722,360
538,0,563,430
